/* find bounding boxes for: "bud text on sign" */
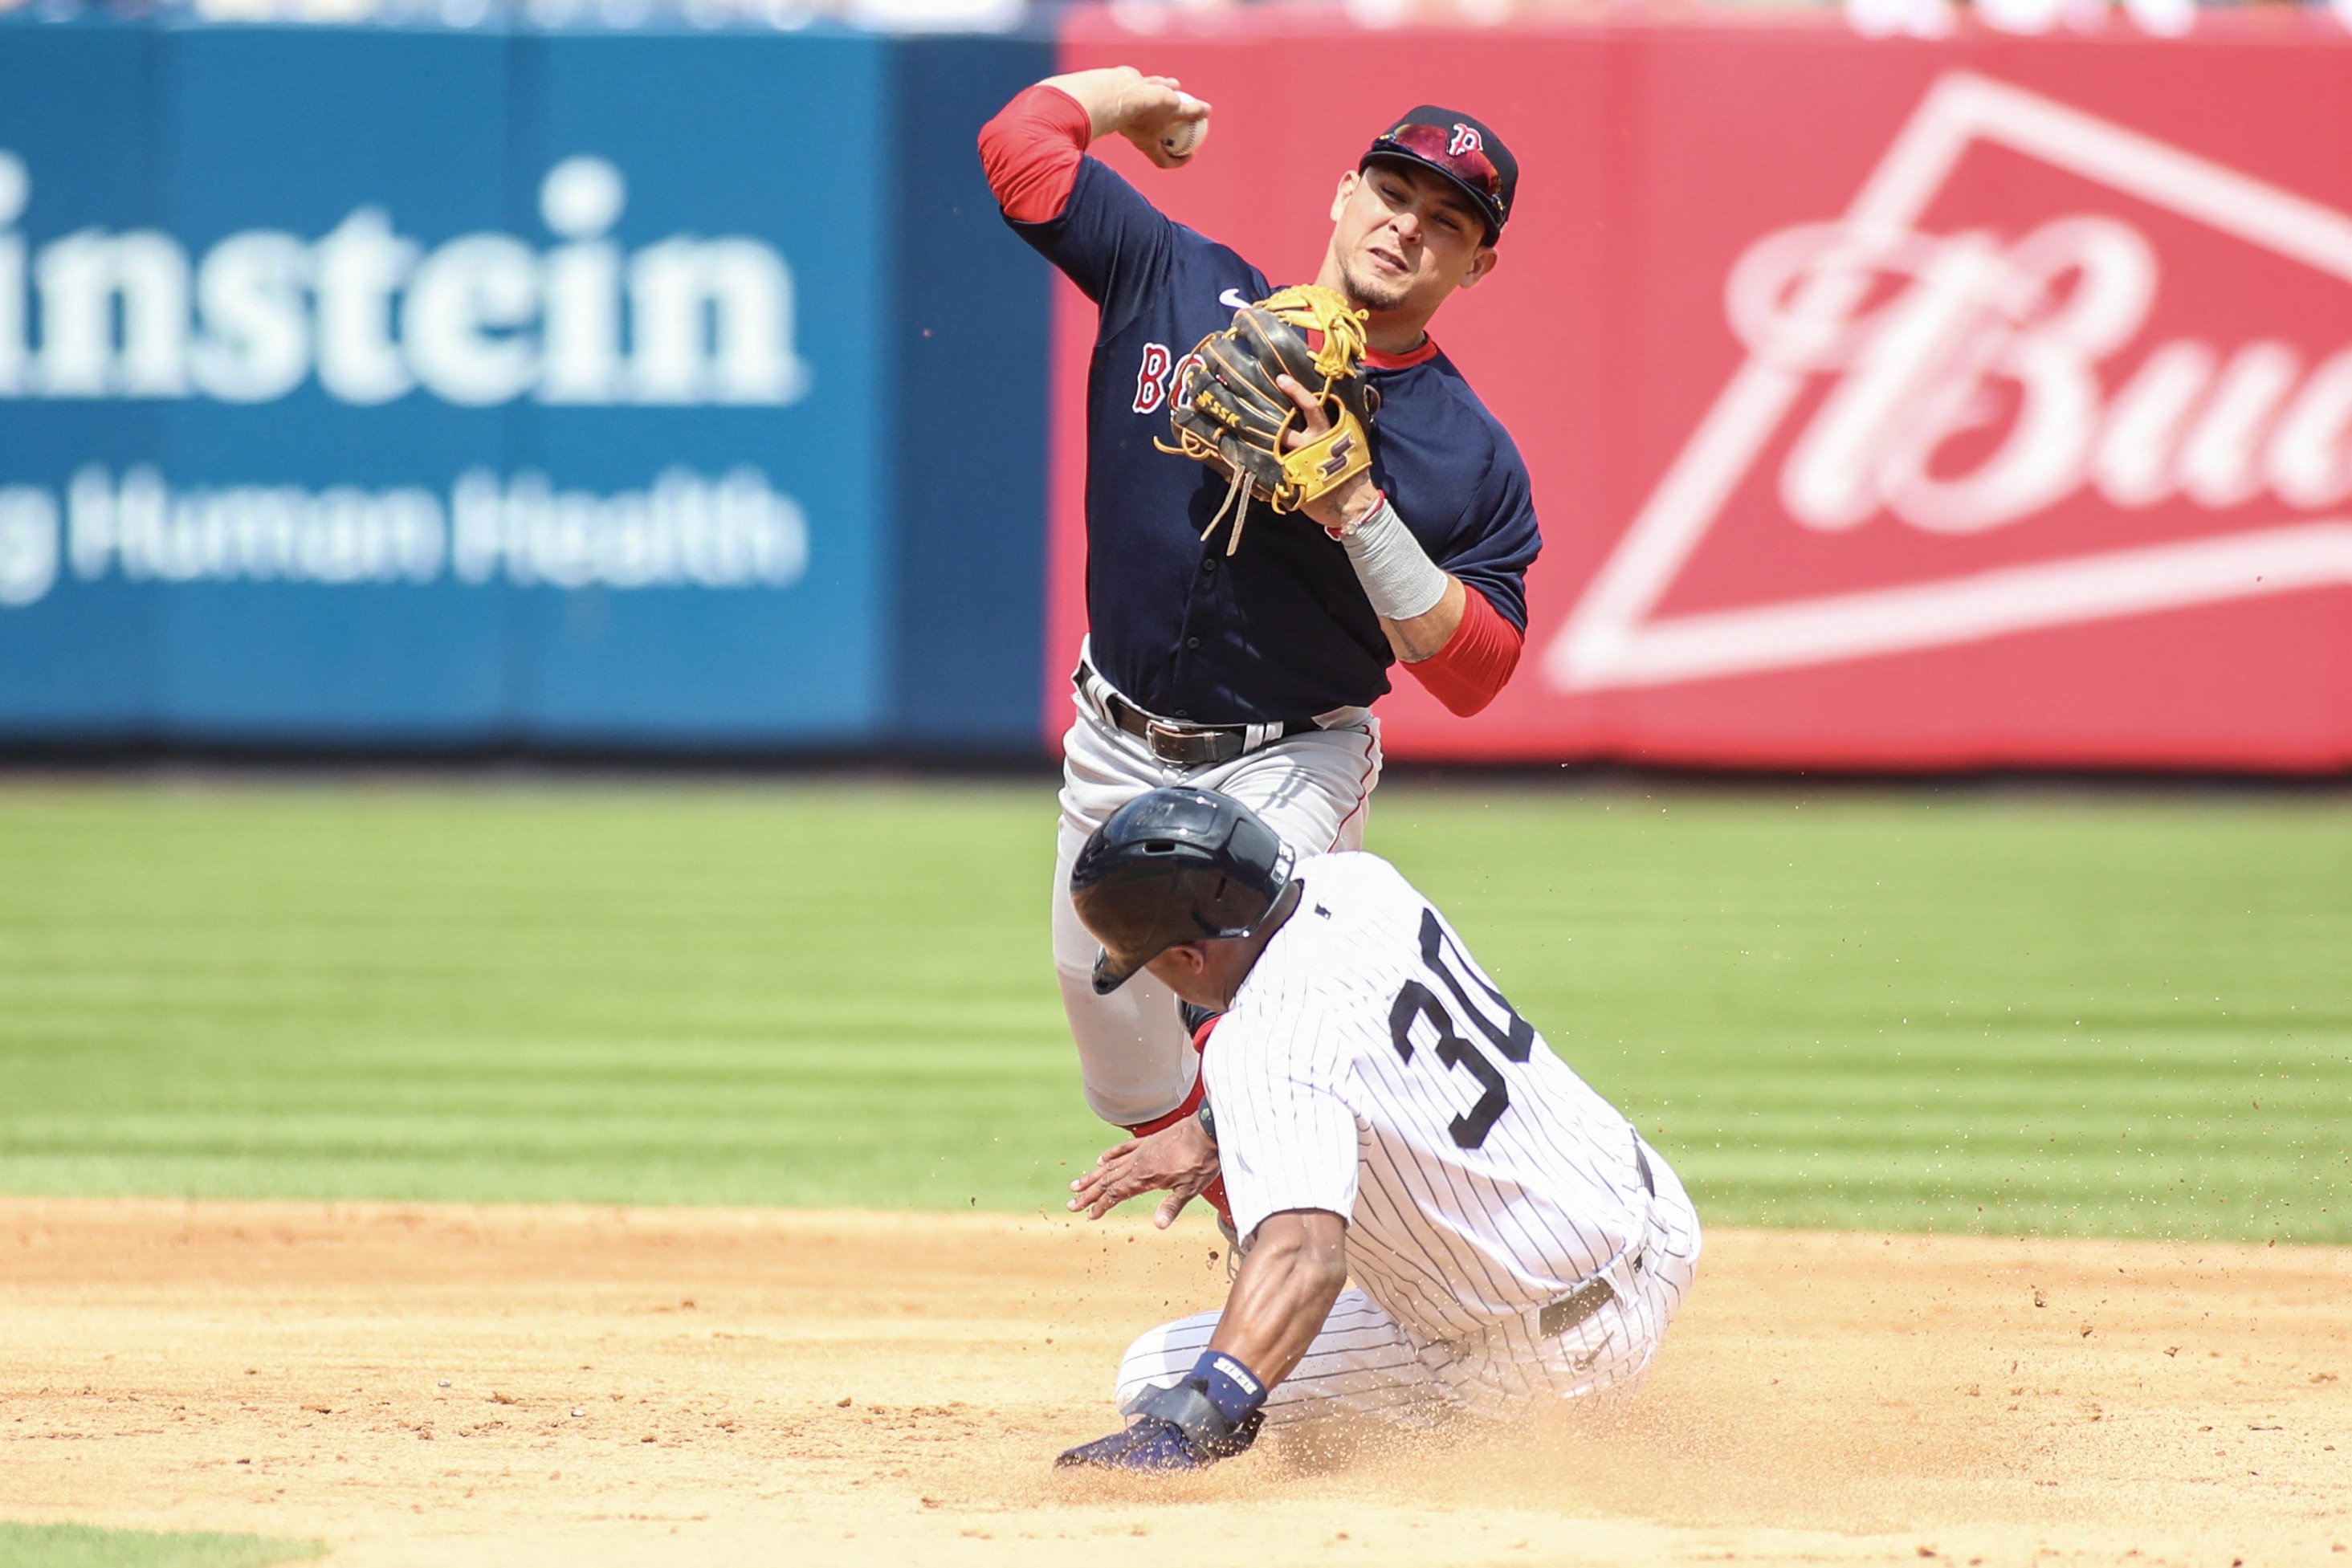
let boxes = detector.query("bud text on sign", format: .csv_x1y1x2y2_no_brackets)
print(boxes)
1551,73,2352,692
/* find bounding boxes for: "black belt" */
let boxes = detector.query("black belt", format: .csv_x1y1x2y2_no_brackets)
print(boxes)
1078,662,1318,768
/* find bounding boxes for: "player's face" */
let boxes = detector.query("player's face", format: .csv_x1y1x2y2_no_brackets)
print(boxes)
1327,161,1498,318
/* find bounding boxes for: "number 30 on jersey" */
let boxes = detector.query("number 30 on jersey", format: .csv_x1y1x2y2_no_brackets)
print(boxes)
1387,908,1536,1151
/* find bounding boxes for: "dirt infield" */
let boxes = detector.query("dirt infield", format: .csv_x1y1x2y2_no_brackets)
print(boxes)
0,1199,2345,1567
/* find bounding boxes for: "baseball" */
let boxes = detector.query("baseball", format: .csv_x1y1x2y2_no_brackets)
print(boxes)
1160,96,1208,160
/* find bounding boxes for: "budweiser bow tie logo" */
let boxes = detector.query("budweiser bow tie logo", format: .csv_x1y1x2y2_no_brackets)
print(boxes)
1548,72,2352,692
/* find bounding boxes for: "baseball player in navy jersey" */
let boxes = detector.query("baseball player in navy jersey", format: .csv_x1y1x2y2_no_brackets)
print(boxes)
1054,788,1700,1470
978,70,1545,1171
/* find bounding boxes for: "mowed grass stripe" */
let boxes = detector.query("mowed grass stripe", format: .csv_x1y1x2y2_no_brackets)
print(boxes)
0,783,1095,1212
0,780,2344,1240
1367,787,2350,1243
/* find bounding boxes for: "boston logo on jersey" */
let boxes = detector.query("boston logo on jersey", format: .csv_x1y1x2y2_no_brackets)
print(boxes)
0,153,809,409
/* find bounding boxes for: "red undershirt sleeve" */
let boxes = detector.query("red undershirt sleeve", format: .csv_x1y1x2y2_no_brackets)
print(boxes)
1404,587,1524,718
977,83,1093,225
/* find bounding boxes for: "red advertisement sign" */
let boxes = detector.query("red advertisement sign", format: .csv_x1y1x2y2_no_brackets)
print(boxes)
1044,10,2352,770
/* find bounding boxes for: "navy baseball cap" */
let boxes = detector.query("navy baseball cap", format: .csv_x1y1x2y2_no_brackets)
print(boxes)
1361,107,1517,242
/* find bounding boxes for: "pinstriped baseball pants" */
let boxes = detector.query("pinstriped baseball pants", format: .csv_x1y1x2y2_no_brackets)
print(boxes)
1111,1158,1703,1432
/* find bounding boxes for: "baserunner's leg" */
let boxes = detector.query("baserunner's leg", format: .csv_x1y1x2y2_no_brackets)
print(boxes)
1112,1289,1456,1432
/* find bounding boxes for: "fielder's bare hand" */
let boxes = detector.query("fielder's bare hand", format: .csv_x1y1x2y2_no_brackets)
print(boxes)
1068,1114,1220,1227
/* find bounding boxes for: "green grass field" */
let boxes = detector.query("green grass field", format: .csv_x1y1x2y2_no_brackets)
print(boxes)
0,1523,319,1568
0,777,2343,1242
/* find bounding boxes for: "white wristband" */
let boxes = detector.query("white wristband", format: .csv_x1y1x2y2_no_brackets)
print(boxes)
1339,495,1449,621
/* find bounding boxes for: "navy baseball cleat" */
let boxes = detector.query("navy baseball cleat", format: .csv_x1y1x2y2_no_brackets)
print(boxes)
1057,1361,1266,1472
1054,1409,1266,1473
1054,1415,1209,1473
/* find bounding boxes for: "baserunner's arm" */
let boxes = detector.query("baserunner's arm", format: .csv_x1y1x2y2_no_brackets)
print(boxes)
1054,1204,1348,1472
1209,1209,1350,1390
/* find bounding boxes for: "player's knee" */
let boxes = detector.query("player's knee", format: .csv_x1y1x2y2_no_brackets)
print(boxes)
1111,1311,1220,1406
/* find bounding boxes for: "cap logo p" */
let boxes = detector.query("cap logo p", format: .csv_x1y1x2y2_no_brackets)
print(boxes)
1448,123,1483,157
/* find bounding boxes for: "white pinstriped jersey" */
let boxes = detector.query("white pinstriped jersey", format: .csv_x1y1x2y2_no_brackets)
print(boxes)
1204,852,1655,1343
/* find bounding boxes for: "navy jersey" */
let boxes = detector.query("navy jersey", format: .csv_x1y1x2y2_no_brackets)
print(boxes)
1011,158,1542,726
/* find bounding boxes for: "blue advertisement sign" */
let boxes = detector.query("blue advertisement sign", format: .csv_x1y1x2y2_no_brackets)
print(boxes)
0,21,1046,750
0,23,157,736
152,26,518,741
513,32,891,744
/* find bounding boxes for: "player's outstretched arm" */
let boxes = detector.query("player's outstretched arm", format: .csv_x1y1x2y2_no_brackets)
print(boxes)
1208,1209,1349,1389
1056,1209,1347,1474
1036,66,1210,170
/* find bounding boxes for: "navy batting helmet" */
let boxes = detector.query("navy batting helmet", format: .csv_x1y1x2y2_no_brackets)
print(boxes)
1070,788,1295,995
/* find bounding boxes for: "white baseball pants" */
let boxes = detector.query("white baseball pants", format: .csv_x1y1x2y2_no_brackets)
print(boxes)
1051,654,1383,1128
1111,1150,1703,1432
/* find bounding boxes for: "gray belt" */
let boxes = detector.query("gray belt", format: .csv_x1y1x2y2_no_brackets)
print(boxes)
1076,660,1316,768
1538,1135,1661,1339
1538,1275,1619,1338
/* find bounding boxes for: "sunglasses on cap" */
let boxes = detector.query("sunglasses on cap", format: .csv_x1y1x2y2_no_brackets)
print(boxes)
1373,122,1503,204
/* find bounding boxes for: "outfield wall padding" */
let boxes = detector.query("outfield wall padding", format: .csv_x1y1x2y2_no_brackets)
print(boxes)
7,14,2352,770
